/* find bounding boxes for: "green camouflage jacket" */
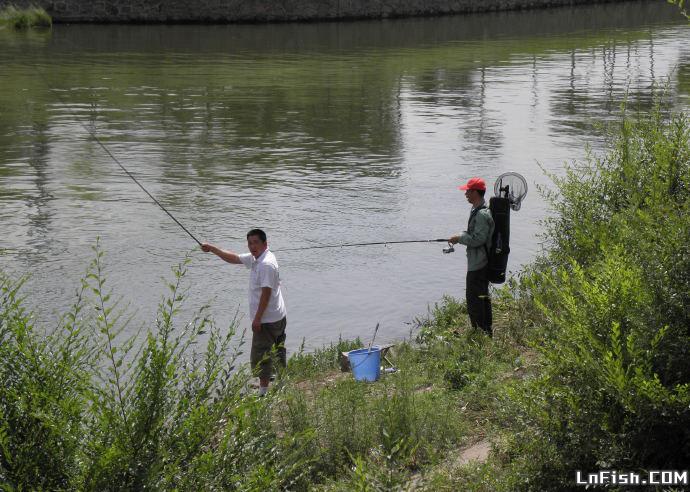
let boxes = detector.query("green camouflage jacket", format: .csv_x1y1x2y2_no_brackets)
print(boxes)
457,199,495,272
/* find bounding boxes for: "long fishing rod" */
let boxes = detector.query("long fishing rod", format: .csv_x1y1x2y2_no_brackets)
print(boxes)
274,238,450,252
41,81,445,253
37,69,202,246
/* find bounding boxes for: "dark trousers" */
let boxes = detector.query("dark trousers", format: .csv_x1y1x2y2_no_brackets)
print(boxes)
466,266,492,335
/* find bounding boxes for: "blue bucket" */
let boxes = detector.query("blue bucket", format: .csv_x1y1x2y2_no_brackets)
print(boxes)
348,347,381,382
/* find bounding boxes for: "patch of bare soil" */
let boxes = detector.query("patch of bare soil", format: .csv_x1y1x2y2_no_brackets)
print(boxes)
457,439,491,465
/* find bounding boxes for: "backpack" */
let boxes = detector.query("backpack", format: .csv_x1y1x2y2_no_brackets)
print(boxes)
484,197,511,284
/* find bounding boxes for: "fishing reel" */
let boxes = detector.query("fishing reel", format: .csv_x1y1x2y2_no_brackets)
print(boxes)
443,241,455,254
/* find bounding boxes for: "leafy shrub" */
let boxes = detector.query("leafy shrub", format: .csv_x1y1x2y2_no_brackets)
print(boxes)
415,295,469,344
2,242,480,490
0,244,311,490
0,273,92,489
0,5,51,29
498,107,690,489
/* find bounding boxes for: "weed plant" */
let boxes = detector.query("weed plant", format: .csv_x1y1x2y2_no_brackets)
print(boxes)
0,5,51,29
287,336,362,381
277,339,472,487
0,243,310,490
486,106,690,490
1,241,509,490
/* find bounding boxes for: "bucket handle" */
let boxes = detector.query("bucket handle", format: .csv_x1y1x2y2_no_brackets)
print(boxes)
349,347,380,371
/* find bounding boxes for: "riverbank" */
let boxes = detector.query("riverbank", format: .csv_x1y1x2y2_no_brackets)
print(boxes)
0,250,537,490
1,105,687,489
1,0,636,23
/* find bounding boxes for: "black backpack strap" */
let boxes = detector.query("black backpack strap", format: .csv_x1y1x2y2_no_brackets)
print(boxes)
479,205,491,260
468,205,491,263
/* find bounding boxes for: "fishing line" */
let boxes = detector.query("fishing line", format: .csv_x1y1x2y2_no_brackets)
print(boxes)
36,69,443,253
274,239,449,252
34,62,201,246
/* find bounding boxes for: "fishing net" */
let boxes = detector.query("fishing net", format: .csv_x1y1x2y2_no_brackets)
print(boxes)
494,172,528,211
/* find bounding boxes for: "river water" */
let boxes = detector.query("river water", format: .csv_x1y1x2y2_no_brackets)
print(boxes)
1,1,688,351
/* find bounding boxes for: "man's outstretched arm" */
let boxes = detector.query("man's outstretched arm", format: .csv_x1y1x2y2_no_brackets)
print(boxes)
201,243,243,264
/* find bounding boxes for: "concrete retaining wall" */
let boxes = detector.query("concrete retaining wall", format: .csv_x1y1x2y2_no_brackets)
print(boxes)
0,0,627,23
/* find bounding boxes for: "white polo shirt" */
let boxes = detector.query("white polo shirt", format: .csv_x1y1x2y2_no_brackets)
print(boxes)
238,249,286,324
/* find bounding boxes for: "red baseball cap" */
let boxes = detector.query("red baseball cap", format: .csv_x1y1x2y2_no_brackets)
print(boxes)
458,177,486,191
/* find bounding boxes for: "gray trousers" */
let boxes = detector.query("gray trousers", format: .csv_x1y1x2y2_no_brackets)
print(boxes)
466,266,492,335
250,317,287,379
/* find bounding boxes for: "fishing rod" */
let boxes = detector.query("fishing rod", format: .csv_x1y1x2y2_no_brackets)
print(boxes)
274,238,452,252
36,68,202,246
40,82,447,253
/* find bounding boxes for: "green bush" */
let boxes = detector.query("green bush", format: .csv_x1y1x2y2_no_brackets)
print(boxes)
0,5,52,29
0,244,311,490
497,107,690,489
415,295,469,343
0,273,91,488
1,243,484,490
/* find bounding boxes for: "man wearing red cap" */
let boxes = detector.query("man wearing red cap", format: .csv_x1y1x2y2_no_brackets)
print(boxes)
449,177,495,335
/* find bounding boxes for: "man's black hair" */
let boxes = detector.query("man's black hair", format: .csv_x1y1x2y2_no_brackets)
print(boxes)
477,189,486,198
247,229,267,242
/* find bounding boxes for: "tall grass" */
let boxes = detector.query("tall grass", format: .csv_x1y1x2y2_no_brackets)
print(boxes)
0,5,51,29
0,243,312,490
1,242,523,489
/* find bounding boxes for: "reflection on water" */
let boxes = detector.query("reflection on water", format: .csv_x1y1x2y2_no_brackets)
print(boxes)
0,1,688,351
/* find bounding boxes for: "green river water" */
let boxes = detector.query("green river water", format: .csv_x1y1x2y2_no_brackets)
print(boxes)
1,1,688,350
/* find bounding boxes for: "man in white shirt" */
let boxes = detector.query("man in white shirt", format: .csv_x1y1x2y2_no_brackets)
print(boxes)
201,229,287,396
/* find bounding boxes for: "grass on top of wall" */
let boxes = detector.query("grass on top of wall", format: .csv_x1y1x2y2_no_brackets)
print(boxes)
0,5,51,29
